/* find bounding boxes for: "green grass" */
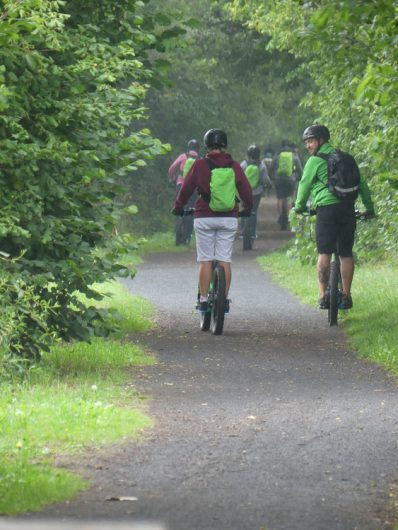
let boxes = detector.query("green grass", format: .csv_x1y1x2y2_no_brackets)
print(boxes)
79,280,154,336
0,460,84,515
0,281,155,515
117,231,191,269
258,251,398,374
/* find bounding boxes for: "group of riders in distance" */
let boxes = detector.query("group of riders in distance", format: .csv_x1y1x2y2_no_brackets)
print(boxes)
169,125,375,333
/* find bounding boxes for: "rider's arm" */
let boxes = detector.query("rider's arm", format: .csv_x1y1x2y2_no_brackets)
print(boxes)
234,162,253,212
173,159,198,211
294,157,319,212
168,153,186,181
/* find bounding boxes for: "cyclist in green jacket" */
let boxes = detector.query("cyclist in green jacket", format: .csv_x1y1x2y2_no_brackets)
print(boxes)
294,124,375,310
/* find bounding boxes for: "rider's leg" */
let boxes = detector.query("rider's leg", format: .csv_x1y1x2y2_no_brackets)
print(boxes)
214,218,237,297
340,256,354,296
276,198,283,216
337,208,356,298
317,253,331,297
198,261,212,298
251,194,262,238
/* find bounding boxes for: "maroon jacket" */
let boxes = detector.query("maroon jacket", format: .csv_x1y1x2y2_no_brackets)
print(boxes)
174,151,253,218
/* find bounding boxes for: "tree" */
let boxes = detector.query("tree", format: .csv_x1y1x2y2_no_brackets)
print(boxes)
126,0,313,234
0,0,174,361
229,0,398,261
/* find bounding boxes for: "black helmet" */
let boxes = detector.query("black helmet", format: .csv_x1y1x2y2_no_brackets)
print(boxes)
247,144,260,160
187,139,199,152
203,129,228,150
302,124,330,142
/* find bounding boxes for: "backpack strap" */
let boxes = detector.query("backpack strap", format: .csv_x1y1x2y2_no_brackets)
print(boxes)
313,152,330,188
315,152,329,161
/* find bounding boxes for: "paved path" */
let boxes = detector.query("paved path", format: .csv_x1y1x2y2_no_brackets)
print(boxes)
21,200,398,530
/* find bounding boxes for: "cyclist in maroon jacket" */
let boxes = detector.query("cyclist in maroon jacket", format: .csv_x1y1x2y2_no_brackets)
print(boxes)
173,129,252,313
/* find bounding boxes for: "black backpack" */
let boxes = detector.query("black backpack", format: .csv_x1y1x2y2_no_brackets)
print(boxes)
316,149,360,202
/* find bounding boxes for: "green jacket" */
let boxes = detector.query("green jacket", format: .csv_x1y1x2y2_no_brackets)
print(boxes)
295,143,374,212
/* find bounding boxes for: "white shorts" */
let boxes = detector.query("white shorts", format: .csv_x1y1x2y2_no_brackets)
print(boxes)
194,217,238,263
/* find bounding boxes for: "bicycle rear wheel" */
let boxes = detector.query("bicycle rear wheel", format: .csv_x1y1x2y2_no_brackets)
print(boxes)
210,264,226,335
328,259,339,326
242,216,253,251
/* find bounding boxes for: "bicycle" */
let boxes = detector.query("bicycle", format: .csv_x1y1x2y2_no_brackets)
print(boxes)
305,209,372,326
279,197,289,231
175,194,196,245
198,259,227,335
241,210,256,251
328,210,373,326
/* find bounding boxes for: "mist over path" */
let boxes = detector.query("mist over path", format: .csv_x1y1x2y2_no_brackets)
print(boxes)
33,198,398,529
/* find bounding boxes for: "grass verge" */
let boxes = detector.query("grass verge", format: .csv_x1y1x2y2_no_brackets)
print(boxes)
258,250,398,374
119,231,193,269
0,280,155,515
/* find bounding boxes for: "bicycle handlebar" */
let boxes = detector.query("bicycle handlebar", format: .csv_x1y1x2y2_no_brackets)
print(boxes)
297,207,374,220
173,208,253,217
238,210,254,218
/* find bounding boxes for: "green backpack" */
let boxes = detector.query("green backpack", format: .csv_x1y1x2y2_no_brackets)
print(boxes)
204,158,237,212
182,154,198,179
244,162,260,188
276,151,294,178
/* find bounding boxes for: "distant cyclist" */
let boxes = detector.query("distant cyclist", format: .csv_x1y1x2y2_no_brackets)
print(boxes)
294,124,375,310
240,144,272,240
168,139,200,244
262,147,274,179
172,128,253,313
271,140,301,230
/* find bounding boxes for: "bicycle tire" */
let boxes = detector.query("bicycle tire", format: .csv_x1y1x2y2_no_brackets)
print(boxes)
242,217,253,251
328,259,339,326
175,217,185,246
280,200,288,231
210,264,226,335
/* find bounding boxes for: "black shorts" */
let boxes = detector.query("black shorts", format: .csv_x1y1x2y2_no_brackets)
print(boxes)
274,178,295,199
316,203,356,257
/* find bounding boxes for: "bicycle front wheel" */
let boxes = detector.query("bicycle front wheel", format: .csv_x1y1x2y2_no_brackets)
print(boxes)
242,216,253,251
328,260,339,326
210,264,226,335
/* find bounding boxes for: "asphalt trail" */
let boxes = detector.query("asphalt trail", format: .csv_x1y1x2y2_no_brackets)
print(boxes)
20,201,398,530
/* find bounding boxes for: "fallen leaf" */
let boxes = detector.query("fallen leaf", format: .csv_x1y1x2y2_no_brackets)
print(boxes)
106,496,138,502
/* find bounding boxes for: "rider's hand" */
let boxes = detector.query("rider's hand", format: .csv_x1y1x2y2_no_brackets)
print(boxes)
364,211,376,219
171,207,184,216
293,206,305,215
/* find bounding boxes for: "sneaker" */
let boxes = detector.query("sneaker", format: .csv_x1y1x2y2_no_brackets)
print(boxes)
196,300,209,313
224,299,230,314
319,294,330,310
339,294,353,310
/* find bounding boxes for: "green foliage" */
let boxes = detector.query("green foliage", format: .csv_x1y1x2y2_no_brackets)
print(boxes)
0,459,85,515
287,211,317,265
0,279,154,514
0,0,173,360
230,0,398,261
126,0,313,234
